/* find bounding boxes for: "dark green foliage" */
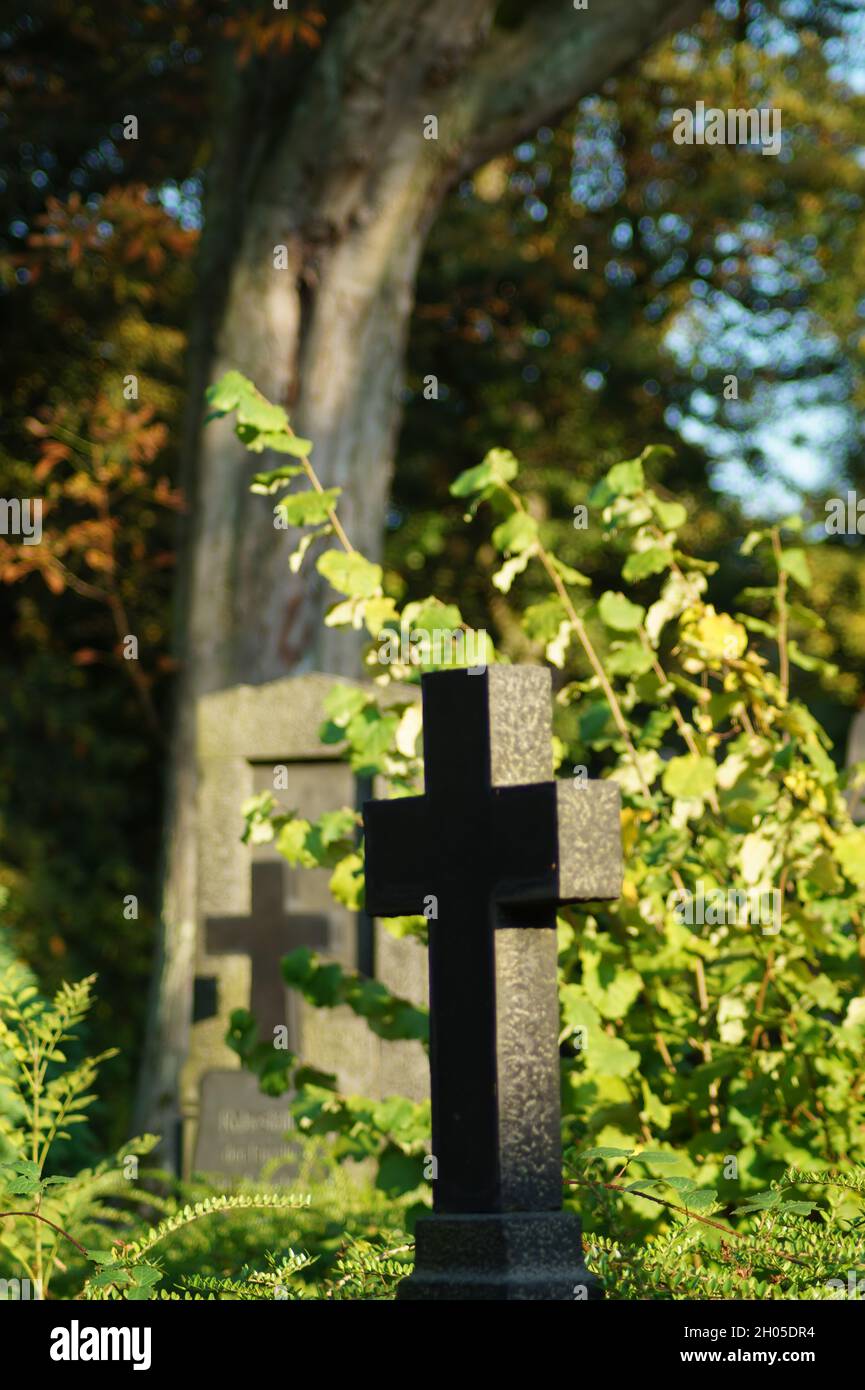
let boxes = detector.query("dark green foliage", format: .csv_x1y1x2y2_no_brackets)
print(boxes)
220,377,865,1283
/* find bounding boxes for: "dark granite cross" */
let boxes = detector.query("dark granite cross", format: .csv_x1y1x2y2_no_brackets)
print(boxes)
205,860,328,1046
363,666,622,1219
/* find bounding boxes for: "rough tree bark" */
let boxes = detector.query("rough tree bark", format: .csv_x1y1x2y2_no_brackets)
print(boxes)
136,0,707,1152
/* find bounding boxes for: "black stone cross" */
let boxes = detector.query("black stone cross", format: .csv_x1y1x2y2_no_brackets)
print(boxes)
205,860,328,1046
363,666,622,1226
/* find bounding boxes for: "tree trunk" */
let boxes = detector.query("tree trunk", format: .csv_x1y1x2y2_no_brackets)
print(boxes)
136,0,707,1151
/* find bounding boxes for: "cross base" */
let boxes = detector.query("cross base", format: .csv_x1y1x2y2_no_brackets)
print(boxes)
397,1211,604,1301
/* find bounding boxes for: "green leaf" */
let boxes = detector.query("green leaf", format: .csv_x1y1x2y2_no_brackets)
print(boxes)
450,448,518,498
404,598,463,635
90,1267,132,1289
371,1096,417,1134
545,619,573,668
205,370,249,414
606,641,654,677
582,948,643,1020
622,546,672,583
318,808,358,847
206,372,313,458
788,642,837,677
737,585,777,603
276,819,314,867
738,613,777,638
523,597,568,644
375,1149,425,1198
363,596,400,637
492,550,533,594
662,753,716,801
236,424,310,455
548,555,591,586
584,1031,640,1077
736,1191,782,1213
275,488,341,527
741,831,773,885
684,1190,718,1211
740,528,769,556
5,1175,40,1195
301,961,344,1008
607,457,645,495
664,1176,698,1193
235,392,288,435
322,684,368,727
250,464,305,493
788,603,824,630
317,550,382,598
597,590,646,632
639,444,675,471
0,1159,39,1178
589,457,644,506
651,497,688,531
491,511,538,554
780,547,811,589
835,830,865,887
253,431,312,457
329,852,365,911
560,987,601,1039
346,706,399,768
289,525,330,574
281,948,316,989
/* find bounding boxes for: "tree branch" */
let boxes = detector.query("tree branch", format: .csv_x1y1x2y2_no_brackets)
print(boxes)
447,0,709,175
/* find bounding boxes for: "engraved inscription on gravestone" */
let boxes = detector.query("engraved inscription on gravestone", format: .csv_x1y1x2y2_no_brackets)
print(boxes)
193,1070,298,1180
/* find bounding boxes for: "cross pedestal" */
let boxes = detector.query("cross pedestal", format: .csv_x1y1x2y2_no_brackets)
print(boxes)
363,666,622,1299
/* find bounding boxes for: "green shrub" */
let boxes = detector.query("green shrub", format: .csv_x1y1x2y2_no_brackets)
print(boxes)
209,374,865,1270
0,963,414,1299
6,370,865,1300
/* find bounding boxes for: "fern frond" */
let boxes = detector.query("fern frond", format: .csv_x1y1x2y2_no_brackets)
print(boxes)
119,1192,312,1263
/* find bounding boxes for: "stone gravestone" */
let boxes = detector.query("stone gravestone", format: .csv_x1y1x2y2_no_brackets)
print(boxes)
193,1069,299,1182
181,673,428,1181
364,665,623,1299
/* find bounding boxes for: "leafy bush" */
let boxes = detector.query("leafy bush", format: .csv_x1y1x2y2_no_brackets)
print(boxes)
0,962,414,1299
573,1149,865,1299
0,967,163,1296
210,374,865,1246
5,368,864,1300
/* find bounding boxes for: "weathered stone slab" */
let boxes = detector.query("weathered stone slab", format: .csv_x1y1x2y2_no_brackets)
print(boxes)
192,1069,299,1181
181,674,428,1182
